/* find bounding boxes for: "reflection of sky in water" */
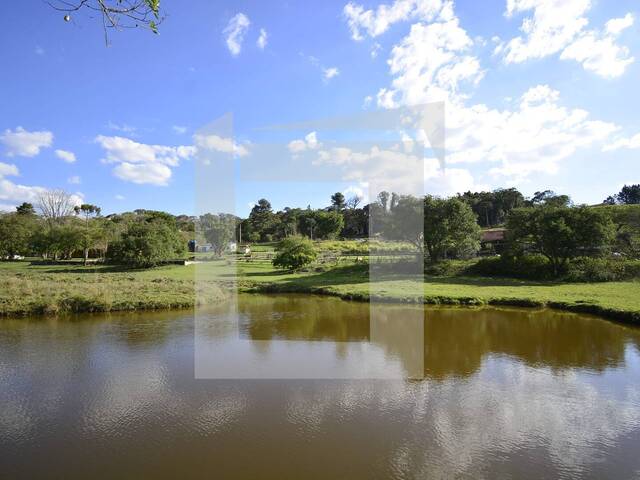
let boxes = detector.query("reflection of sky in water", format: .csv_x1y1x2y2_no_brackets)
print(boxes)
1,299,640,478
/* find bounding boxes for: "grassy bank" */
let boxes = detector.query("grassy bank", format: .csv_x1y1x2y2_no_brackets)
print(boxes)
234,261,640,324
2,258,640,324
0,260,228,317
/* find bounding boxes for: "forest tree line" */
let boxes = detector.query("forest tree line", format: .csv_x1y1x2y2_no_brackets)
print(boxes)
1,185,639,270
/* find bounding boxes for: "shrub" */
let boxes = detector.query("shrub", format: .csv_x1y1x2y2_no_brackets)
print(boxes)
423,259,475,277
565,257,640,282
107,220,185,268
468,254,554,280
272,236,318,270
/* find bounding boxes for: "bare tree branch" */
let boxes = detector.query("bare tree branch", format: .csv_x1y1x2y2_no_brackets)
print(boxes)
46,0,164,44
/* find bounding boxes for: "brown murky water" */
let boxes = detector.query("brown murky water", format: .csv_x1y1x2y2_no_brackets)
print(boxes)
2,294,640,479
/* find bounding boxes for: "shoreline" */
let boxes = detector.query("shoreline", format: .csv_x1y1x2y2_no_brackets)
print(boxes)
247,282,640,326
3,278,639,327
1,261,639,325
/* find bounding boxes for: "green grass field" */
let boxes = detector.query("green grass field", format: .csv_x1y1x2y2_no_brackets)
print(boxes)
2,254,640,323
0,259,225,316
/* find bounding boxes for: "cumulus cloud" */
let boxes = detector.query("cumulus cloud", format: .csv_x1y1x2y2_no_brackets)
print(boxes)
224,13,250,56
337,0,622,191
55,149,76,163
344,183,368,201
172,125,188,135
288,132,320,154
376,17,483,107
603,132,640,152
309,144,485,197
560,14,635,78
343,0,448,40
113,162,173,186
193,133,249,157
0,127,53,157
95,135,195,186
323,67,340,81
0,162,19,178
0,163,82,210
606,13,634,35
257,28,268,49
499,1,634,77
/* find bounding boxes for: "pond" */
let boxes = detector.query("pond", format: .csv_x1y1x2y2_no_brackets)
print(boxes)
2,294,640,479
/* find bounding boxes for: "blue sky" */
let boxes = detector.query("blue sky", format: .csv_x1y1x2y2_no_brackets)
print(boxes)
1,0,639,217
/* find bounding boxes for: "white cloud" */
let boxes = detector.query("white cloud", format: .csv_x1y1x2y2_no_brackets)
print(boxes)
67,175,81,185
0,160,84,211
96,135,194,186
192,133,249,157
605,13,634,35
371,42,382,58
500,1,634,77
603,133,640,152
560,15,635,78
0,127,53,157
55,149,76,163
172,125,188,135
323,67,340,81
115,194,125,200
257,28,268,49
288,132,320,154
444,85,618,182
0,162,19,177
343,0,447,40
500,0,590,63
113,162,172,186
377,18,483,107
224,13,250,56
338,1,622,190
344,182,370,202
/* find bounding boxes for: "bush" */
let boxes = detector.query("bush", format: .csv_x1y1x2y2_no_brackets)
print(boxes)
565,257,640,282
272,236,318,270
107,220,185,268
423,259,475,277
468,254,555,280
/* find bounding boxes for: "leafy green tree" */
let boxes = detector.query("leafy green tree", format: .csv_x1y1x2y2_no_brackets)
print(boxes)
610,184,640,205
382,195,480,262
423,196,480,262
315,211,345,239
272,236,318,270
528,190,571,208
74,204,102,265
377,191,390,211
16,202,36,215
107,220,186,268
330,192,346,211
301,213,317,240
0,213,37,259
383,195,423,250
48,223,83,260
200,213,237,255
458,188,525,227
342,206,368,237
506,206,616,275
249,199,278,242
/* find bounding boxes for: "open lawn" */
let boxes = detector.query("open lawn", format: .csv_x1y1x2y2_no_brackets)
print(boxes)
0,259,225,316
